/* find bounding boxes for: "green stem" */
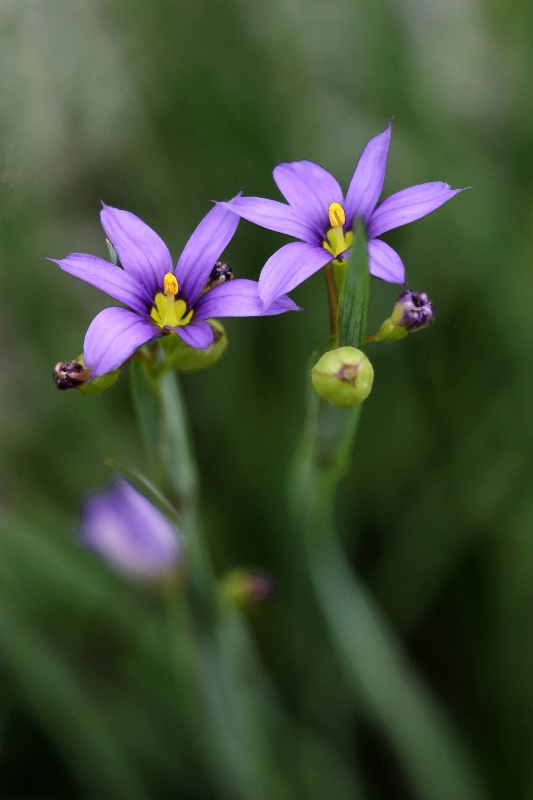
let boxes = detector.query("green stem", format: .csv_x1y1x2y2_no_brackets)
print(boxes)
130,357,214,604
323,263,339,344
289,223,486,800
131,359,298,798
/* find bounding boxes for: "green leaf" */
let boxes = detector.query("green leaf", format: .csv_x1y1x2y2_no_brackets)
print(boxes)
0,601,150,800
337,221,370,350
130,358,161,473
104,458,181,523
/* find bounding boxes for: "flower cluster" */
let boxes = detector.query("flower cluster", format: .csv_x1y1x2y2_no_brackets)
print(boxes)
49,121,462,379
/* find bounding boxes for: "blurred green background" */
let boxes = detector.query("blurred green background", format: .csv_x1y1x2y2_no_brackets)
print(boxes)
1,0,532,798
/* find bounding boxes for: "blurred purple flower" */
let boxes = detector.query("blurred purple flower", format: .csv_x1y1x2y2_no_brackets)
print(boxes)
49,202,299,377
219,122,464,308
80,479,182,579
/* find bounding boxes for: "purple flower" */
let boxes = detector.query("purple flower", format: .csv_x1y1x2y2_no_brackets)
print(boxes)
49,202,299,377
219,122,464,309
79,479,182,579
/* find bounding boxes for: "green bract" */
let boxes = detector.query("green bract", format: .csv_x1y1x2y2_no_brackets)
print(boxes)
162,320,228,372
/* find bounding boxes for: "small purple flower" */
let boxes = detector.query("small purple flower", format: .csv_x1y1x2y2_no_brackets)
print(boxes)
80,479,182,579
219,122,464,309
49,202,299,377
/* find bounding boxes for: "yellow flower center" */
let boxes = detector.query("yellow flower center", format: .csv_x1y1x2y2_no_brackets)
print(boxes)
150,272,193,329
323,201,353,263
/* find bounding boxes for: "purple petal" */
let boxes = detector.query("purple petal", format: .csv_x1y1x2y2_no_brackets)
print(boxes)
344,122,392,226
100,204,173,292
174,320,215,349
273,160,343,238
175,202,240,307
84,307,158,376
260,293,303,315
80,479,182,579
368,183,464,238
48,253,151,314
258,241,332,309
367,239,406,283
217,196,317,243
195,278,301,319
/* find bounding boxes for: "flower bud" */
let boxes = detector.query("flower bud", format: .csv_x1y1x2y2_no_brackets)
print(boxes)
80,479,183,581
53,360,91,390
221,568,275,611
203,261,235,292
163,320,228,372
372,290,435,342
311,346,374,408
53,356,120,394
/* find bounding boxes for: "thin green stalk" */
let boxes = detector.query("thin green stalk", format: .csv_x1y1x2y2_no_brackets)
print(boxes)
323,262,339,343
289,224,486,800
130,358,214,602
132,357,297,799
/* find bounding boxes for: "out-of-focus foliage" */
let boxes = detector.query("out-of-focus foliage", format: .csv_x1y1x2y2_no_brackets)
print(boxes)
1,0,532,797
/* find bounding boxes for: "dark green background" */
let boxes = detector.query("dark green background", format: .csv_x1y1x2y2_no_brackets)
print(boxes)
1,1,532,798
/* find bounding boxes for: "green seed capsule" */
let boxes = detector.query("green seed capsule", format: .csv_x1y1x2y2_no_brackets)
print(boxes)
311,346,374,408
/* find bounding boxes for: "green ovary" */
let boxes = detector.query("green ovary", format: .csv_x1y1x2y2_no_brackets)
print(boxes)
323,227,353,263
150,293,193,329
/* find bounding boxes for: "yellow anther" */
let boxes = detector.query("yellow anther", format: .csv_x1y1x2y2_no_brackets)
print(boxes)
163,272,178,296
328,202,345,228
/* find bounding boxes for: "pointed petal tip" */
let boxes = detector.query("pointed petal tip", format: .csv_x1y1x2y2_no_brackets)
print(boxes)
367,239,406,284
214,190,244,206
260,297,304,315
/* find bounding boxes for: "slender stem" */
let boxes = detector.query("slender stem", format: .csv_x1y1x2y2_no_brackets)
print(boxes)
289,223,486,800
132,359,298,798
130,359,215,606
323,263,339,344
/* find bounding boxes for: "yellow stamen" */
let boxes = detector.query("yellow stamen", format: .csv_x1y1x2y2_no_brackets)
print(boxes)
323,228,354,261
150,274,193,329
163,272,178,296
328,202,345,228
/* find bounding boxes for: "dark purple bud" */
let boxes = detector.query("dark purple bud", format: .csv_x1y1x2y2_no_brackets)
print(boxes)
203,261,235,292
53,361,91,390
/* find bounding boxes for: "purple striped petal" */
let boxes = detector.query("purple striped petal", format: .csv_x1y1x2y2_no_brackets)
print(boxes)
48,254,151,314
195,278,301,319
100,204,172,293
368,183,464,238
344,122,392,227
273,160,343,238
367,239,405,283
175,202,240,307
80,479,182,579
217,197,317,243
84,307,158,376
258,241,332,309
174,320,215,349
